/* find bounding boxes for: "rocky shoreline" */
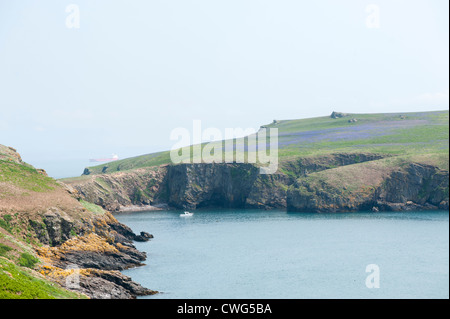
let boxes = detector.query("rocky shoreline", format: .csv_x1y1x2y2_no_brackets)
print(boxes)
35,210,157,299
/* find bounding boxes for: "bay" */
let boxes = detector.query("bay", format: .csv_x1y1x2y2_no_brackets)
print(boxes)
116,209,449,299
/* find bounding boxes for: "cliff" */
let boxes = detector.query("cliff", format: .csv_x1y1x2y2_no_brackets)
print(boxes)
0,145,156,299
66,153,448,213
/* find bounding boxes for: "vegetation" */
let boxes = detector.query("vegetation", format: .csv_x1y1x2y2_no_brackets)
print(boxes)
0,215,13,233
79,199,105,215
131,188,144,204
18,252,40,269
0,160,57,192
0,258,84,299
0,243,13,257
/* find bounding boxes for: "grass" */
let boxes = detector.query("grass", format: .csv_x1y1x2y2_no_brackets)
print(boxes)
0,160,57,192
79,199,106,215
0,215,13,233
0,257,85,299
18,252,40,269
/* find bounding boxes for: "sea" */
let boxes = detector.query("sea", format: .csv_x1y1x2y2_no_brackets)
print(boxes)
116,209,449,299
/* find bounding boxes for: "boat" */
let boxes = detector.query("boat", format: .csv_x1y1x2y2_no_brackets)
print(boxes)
89,154,119,162
180,211,194,217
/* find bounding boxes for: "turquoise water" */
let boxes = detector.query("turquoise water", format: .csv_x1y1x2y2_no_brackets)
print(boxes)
116,209,449,299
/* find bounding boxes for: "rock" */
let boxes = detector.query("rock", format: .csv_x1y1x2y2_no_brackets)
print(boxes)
90,269,156,297
40,209,75,246
331,111,348,119
36,168,48,176
57,269,157,299
78,275,133,299
55,248,146,271
439,200,449,210
0,145,24,164
134,231,153,242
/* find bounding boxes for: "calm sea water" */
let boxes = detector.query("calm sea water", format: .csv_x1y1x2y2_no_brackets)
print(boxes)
116,209,449,299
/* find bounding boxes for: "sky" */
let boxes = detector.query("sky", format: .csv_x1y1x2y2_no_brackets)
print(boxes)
0,0,448,178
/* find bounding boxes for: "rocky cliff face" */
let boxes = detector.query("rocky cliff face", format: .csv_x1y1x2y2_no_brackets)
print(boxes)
67,152,449,213
377,163,449,211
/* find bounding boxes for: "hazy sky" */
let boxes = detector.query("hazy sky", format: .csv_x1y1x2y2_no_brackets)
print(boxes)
0,0,448,178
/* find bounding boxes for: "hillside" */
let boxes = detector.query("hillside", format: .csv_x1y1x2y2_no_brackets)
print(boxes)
0,146,156,299
65,111,449,212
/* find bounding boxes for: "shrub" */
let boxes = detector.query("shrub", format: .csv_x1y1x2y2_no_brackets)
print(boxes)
132,188,143,204
18,252,39,269
0,215,13,233
0,243,13,257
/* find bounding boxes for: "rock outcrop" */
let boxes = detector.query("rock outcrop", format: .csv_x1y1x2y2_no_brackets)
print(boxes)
0,145,24,164
331,111,348,119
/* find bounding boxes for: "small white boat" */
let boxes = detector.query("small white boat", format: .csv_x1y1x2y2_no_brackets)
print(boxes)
180,211,194,217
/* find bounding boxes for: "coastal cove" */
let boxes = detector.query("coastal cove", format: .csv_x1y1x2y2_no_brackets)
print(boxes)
116,209,449,299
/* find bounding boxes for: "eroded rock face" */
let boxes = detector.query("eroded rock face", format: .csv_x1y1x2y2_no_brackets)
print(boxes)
29,208,80,246
43,209,74,246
